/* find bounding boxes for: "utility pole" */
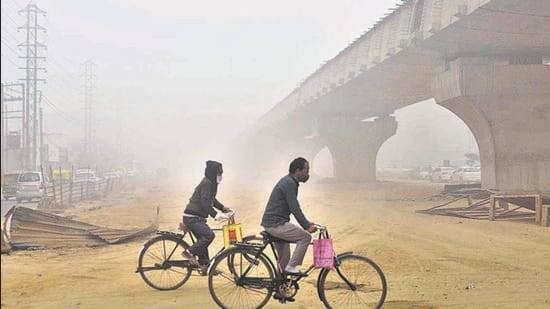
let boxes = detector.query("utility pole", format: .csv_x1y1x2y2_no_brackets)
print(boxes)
1,84,5,175
40,104,44,163
1,83,25,173
18,3,47,171
82,60,96,165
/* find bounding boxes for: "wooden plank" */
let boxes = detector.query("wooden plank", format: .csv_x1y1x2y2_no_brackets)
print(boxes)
494,206,522,218
424,196,467,211
489,195,496,221
542,205,550,227
535,195,542,224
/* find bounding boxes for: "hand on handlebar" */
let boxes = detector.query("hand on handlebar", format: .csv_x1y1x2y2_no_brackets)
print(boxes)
307,223,318,233
214,211,234,222
314,223,326,230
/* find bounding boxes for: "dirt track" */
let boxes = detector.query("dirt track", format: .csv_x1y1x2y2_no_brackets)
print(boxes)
2,180,550,308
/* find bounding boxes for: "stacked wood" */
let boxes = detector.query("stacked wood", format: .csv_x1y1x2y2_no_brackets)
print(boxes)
418,195,535,221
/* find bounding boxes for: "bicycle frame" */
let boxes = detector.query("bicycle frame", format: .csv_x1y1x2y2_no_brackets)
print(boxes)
154,227,227,270
233,233,358,293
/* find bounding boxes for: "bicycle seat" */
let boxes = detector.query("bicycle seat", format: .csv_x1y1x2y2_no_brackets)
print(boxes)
260,231,288,244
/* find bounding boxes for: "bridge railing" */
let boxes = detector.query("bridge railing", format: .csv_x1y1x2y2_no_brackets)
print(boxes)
280,0,491,110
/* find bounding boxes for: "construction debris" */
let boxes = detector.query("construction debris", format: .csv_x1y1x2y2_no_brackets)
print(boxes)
419,191,540,222
3,206,158,250
1,227,11,254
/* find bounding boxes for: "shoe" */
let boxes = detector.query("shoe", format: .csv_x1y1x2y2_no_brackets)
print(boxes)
181,250,199,266
283,266,305,276
273,294,295,302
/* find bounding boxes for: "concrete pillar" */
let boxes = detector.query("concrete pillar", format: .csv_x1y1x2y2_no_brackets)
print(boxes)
319,115,397,182
432,57,550,193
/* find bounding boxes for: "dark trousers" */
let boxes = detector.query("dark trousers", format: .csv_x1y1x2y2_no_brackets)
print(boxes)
182,216,215,266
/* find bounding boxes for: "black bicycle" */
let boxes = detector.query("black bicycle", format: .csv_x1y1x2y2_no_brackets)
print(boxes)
136,214,260,291
207,224,387,308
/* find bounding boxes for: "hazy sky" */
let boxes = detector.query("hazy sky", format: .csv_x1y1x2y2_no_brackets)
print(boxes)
1,0,476,173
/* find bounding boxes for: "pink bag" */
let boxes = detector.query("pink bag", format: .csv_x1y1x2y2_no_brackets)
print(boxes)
313,231,334,269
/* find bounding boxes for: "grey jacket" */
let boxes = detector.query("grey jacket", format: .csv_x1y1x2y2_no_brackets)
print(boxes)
261,175,310,229
184,177,224,218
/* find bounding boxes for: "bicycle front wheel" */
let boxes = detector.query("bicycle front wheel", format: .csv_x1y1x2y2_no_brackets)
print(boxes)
137,235,192,290
209,247,274,309
318,254,387,309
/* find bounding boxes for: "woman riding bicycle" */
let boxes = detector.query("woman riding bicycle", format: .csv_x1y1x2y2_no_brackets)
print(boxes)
181,160,232,273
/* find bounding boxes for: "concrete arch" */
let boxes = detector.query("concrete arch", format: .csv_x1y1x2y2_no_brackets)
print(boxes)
438,98,496,188
311,146,333,178
432,58,550,193
317,115,398,182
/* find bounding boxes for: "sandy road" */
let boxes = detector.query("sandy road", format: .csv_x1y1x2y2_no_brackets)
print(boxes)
1,180,549,308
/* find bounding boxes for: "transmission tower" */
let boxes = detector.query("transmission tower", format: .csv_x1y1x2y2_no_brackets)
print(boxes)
18,3,47,171
82,60,96,163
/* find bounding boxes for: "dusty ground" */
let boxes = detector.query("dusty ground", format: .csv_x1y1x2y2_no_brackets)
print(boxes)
1,179,549,308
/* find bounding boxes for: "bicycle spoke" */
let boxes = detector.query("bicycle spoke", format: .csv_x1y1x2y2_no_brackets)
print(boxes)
138,237,192,290
320,255,386,308
209,249,273,309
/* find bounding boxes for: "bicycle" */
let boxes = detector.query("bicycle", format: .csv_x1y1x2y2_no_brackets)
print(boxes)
136,212,261,291
207,224,387,308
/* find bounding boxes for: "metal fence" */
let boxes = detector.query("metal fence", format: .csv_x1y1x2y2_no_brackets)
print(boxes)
43,177,124,206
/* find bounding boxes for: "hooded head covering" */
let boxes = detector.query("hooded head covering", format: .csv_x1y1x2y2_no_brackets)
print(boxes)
205,160,223,195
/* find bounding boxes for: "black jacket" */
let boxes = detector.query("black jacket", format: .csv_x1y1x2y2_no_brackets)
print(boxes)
184,177,224,218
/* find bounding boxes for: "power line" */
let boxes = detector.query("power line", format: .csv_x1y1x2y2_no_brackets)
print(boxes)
1,8,21,28
82,60,96,159
1,53,20,67
0,38,20,57
1,27,21,44
9,0,23,10
42,95,78,123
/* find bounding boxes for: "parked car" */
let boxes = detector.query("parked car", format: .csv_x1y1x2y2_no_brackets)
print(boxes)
430,167,456,183
451,166,481,183
2,171,22,200
103,171,121,179
73,169,101,183
16,171,47,203
411,166,433,180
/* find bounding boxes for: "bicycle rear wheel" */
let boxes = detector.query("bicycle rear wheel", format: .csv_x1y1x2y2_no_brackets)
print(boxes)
318,254,387,309
209,247,274,309
137,235,192,290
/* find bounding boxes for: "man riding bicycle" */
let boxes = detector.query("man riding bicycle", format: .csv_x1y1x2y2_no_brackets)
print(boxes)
261,157,318,299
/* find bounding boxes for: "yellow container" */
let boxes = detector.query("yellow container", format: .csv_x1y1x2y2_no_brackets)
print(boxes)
223,219,243,248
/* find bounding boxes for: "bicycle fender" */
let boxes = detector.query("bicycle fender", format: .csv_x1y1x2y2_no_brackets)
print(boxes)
337,251,354,258
207,247,237,275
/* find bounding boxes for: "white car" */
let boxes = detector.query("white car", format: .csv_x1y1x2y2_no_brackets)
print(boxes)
430,167,456,183
16,171,47,203
451,166,481,183
73,169,101,183
103,171,121,179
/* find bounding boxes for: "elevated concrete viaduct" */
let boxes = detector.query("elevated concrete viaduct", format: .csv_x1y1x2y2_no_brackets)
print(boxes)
236,0,550,194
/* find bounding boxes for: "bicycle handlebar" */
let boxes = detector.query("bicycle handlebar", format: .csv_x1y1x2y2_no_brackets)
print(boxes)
314,223,327,231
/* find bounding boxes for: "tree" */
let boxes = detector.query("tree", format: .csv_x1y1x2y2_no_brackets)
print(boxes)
464,153,480,166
